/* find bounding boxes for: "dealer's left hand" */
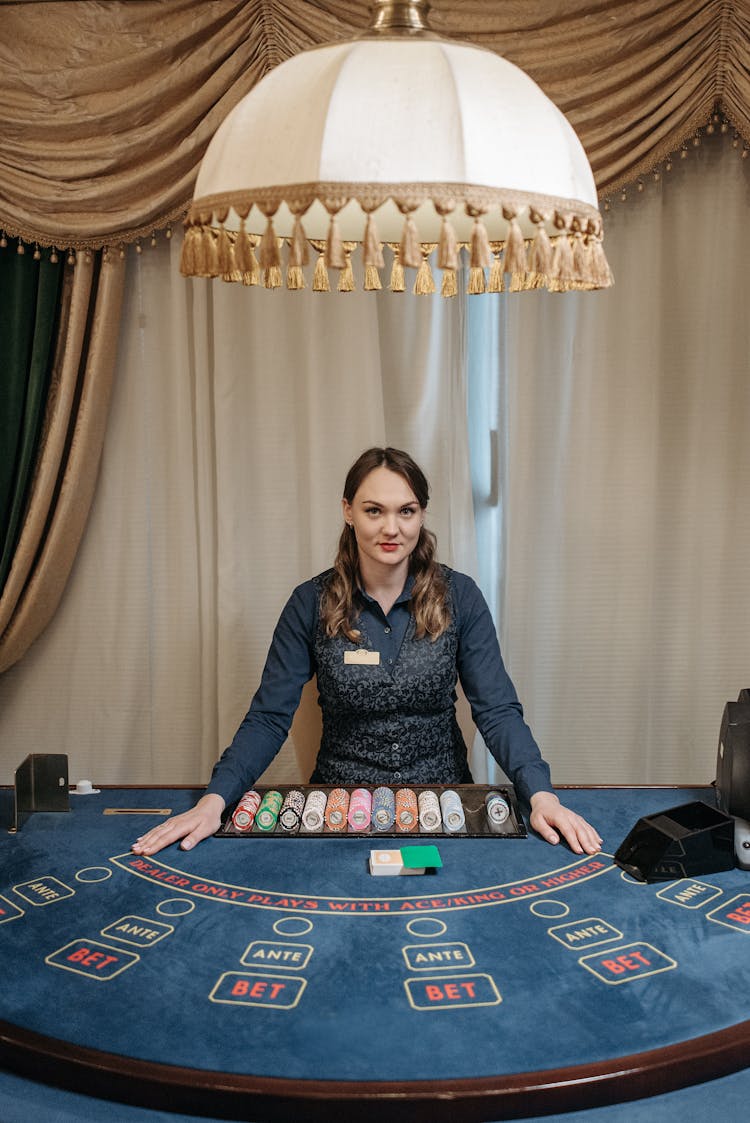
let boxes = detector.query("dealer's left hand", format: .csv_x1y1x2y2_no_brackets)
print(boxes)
529,792,602,854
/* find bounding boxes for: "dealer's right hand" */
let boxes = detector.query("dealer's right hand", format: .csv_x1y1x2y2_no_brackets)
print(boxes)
131,793,225,856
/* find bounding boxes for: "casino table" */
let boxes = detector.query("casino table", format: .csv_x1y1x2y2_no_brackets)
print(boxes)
1,785,749,1122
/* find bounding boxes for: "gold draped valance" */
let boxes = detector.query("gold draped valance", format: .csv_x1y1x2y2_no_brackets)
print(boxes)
1,0,749,250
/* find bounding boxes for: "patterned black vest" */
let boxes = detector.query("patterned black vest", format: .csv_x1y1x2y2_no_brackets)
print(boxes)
309,570,470,785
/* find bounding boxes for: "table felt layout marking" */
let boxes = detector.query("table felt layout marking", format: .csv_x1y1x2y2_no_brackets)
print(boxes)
112,847,612,913
1,785,749,1120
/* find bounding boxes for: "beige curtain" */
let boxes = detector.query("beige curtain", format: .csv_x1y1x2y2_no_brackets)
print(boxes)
0,252,126,672
469,130,750,787
1,1,749,249
0,241,478,787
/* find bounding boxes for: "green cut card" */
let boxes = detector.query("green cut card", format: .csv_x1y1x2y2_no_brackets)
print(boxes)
400,845,443,869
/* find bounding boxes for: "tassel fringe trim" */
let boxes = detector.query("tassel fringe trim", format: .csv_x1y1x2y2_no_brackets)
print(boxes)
179,202,614,294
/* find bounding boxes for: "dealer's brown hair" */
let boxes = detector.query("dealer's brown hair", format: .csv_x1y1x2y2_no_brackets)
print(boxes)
320,447,449,641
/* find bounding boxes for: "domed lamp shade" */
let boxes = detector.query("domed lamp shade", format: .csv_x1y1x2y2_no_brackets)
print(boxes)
181,0,612,297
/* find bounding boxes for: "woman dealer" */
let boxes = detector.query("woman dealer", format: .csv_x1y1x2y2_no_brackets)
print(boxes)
133,447,601,857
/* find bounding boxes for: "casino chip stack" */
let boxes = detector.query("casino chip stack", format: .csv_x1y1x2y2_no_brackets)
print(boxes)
325,788,350,832
255,790,283,831
301,790,327,832
231,790,261,833
439,789,465,833
418,790,441,832
485,790,510,832
395,788,418,833
347,788,372,831
372,787,396,831
279,789,305,832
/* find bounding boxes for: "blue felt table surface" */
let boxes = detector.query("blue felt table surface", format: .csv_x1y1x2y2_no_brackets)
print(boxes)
1,786,748,1092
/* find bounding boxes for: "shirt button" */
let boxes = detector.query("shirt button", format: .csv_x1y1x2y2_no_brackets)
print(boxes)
384,626,391,634
387,658,393,664
391,743,399,750
394,772,402,781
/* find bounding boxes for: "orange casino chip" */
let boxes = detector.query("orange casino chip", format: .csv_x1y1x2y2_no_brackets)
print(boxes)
395,788,418,832
324,788,350,832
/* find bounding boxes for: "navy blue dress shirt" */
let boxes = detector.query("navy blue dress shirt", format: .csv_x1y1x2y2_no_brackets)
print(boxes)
206,569,553,807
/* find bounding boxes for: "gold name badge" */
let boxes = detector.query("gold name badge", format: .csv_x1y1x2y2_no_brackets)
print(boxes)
344,649,380,665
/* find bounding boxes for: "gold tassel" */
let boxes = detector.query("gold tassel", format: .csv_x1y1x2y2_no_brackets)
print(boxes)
313,252,331,292
286,265,306,290
470,217,492,269
363,214,385,269
263,265,282,289
338,253,355,291
414,253,435,295
572,234,588,286
191,226,208,277
325,213,346,269
525,273,546,292
216,226,232,275
260,217,280,270
590,238,613,288
234,218,259,284
364,263,382,291
220,234,241,282
488,254,504,293
579,239,596,288
399,214,421,269
503,217,527,276
437,215,458,270
387,245,405,292
203,228,219,277
528,224,553,288
389,251,405,292
289,215,310,268
247,245,261,286
188,224,206,275
179,224,200,276
214,208,230,275
550,234,574,291
468,267,486,294
441,268,458,298
509,266,530,293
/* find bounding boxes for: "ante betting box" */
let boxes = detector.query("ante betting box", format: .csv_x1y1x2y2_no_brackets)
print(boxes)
216,783,526,839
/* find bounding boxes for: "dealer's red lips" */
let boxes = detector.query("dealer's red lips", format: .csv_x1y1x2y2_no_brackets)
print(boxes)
379,543,399,552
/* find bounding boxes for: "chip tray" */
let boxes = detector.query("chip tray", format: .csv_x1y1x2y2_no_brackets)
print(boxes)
216,784,527,839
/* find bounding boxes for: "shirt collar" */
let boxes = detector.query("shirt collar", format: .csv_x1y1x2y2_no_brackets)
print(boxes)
358,572,414,607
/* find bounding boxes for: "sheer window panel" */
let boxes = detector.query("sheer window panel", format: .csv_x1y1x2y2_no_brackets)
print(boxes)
468,132,750,788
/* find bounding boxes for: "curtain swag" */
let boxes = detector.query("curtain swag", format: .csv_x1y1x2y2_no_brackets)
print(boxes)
1,0,749,253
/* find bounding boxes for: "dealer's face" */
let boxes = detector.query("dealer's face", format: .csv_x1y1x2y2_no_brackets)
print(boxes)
342,466,423,578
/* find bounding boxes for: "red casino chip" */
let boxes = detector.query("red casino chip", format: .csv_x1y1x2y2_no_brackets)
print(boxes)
232,790,261,833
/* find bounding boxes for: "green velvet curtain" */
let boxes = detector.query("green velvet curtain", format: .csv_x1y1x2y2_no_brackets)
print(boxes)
0,241,63,594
